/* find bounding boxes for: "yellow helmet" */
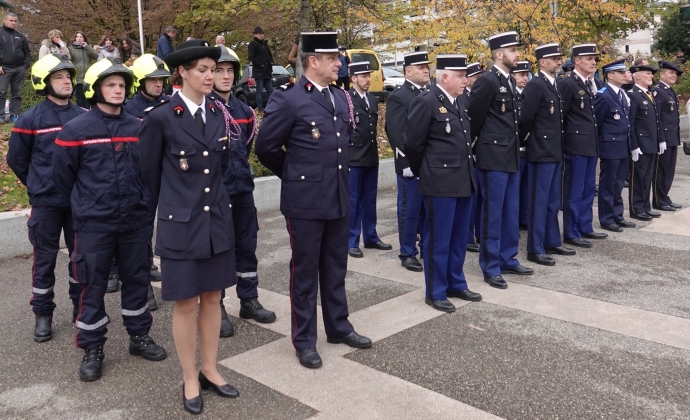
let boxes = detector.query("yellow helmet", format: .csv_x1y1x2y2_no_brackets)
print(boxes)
83,57,135,102
131,54,171,90
216,45,242,79
31,53,77,96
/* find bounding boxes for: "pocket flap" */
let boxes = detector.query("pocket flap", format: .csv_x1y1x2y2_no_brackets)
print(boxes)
157,203,192,222
286,163,322,181
534,130,556,139
219,198,232,215
301,115,324,126
170,144,197,157
214,141,227,152
427,155,461,168
435,115,455,122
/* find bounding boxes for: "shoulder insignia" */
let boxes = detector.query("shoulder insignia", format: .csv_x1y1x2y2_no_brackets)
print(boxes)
280,82,295,91
144,99,170,114
597,87,607,93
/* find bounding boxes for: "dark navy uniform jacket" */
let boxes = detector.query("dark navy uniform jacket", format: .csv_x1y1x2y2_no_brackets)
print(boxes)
405,85,475,197
208,92,257,196
52,106,148,232
515,87,526,157
385,80,422,173
468,66,521,172
652,81,680,147
123,91,169,119
560,73,598,157
519,71,564,163
628,85,664,154
594,85,631,160
255,75,352,220
7,99,86,207
348,88,378,167
139,93,234,260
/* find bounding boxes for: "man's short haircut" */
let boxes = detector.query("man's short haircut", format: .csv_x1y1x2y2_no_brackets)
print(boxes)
633,58,647,66
300,52,323,69
165,26,177,34
4,12,17,19
215,35,224,42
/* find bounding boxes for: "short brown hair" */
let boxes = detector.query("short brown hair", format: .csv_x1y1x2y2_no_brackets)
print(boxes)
48,29,63,40
99,34,116,46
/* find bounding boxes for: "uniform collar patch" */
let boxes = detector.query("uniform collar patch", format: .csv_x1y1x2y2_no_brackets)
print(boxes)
305,82,314,92
173,105,184,117
208,102,217,115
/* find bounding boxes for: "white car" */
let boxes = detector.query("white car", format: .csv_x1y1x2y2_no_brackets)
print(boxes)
383,67,405,92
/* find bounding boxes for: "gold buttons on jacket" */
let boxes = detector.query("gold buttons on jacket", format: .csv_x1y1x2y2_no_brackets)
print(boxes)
204,188,210,193
204,169,209,174
203,151,209,156
204,206,210,212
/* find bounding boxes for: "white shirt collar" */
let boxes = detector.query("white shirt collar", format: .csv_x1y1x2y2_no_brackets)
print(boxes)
540,71,556,85
495,65,510,79
572,69,591,83
634,84,649,93
405,79,423,90
607,83,620,94
436,84,456,104
659,80,671,89
516,87,523,94
177,91,206,122
306,78,327,92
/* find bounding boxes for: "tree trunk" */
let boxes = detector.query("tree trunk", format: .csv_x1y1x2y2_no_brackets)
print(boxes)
295,0,310,79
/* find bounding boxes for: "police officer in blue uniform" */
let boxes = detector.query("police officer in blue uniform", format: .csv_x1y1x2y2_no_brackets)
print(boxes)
52,58,167,382
559,44,608,248
209,46,276,338
652,61,683,211
346,61,392,258
463,61,483,253
512,61,531,231
519,43,575,266
405,54,481,313
468,31,533,289
385,51,430,272
594,60,636,232
7,54,86,342
256,32,372,369
628,64,664,221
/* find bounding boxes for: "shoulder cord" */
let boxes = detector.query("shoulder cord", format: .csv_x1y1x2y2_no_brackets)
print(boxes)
213,99,242,142
342,89,357,130
247,107,258,144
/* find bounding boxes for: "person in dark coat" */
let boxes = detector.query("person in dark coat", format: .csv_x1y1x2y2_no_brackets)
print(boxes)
512,60,531,232
652,61,683,211
405,54,481,313
385,51,430,272
247,26,274,113
463,61,484,253
155,26,176,59
0,13,32,122
255,32,372,370
468,31,534,289
346,61,391,258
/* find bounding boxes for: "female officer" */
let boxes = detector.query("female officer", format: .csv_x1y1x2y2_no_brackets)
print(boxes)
139,40,238,415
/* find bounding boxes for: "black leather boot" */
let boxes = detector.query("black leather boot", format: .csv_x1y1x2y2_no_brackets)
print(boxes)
239,298,276,323
79,346,105,382
147,282,158,311
106,273,120,293
129,335,167,361
150,264,162,282
220,302,234,337
34,314,52,342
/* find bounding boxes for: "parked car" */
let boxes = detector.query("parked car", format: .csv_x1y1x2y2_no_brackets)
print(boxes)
232,64,293,108
383,67,405,91
346,48,388,101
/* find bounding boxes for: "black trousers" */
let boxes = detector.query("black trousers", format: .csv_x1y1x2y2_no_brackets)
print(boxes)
653,146,677,207
629,153,655,215
0,66,26,117
221,192,260,302
337,77,350,91
74,83,89,109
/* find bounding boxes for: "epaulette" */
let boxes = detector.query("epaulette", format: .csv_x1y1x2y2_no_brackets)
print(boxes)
280,82,294,91
597,87,607,94
144,98,169,114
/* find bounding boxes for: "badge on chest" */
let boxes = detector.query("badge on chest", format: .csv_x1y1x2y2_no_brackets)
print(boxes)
180,158,189,171
311,121,320,139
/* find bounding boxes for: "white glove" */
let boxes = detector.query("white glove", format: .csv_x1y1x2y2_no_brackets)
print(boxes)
402,167,414,178
659,142,667,155
631,148,642,162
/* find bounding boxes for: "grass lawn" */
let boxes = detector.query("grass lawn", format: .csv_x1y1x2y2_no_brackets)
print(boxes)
0,123,30,211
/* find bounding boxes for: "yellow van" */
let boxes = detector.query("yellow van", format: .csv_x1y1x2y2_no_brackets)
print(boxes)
347,48,387,101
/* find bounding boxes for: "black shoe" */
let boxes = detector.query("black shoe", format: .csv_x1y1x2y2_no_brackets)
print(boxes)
624,180,629,188
106,273,119,293
220,303,234,337
424,297,456,312
199,371,239,398
484,275,508,289
147,283,158,312
447,289,482,302
646,211,661,218
564,238,592,248
527,253,555,266
239,298,277,323
519,224,528,231
150,265,162,282
466,243,480,253
545,246,576,256
364,241,393,250
654,204,675,212
182,383,203,415
630,213,652,221
616,220,636,228
327,331,373,348
80,346,105,382
34,314,52,342
129,335,167,361
296,348,322,369
670,202,682,209
582,231,608,240
401,257,423,272
601,223,623,232
501,265,534,276
348,247,364,258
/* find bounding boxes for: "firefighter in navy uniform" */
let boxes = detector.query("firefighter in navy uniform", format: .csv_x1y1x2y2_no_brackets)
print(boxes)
209,45,276,338
463,61,483,253
652,61,683,211
512,61,531,231
6,53,86,342
52,58,167,382
256,32,372,370
346,61,392,258
405,54,481,313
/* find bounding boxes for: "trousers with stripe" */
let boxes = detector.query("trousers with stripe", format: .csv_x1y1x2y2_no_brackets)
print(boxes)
396,175,425,259
285,216,353,350
477,169,521,278
348,166,382,248
467,167,482,245
221,192,260,302
424,196,472,300
519,157,529,228
598,158,629,225
653,146,677,208
629,153,655,215
562,155,597,239
527,162,563,254
27,206,80,315
72,229,152,350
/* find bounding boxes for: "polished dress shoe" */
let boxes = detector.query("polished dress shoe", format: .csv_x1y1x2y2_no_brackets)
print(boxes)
654,205,676,212
616,220,636,228
527,253,555,266
401,257,423,272
364,241,393,250
80,346,105,382
447,289,482,302
484,275,508,289
466,243,480,253
564,238,592,248
129,335,167,361
240,298,277,323
219,303,234,337
296,348,322,369
150,264,162,282
147,282,158,312
34,314,52,342
582,231,608,240
630,213,652,221
424,297,456,313
106,273,119,293
182,384,203,415
348,247,364,258
199,371,239,398
601,223,623,232
327,331,372,348
501,265,534,276
545,246,576,256
670,202,682,209
646,210,661,218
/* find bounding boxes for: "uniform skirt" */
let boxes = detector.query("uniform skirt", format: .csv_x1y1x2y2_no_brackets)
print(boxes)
160,250,236,301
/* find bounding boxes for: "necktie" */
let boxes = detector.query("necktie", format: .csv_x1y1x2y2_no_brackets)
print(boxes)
588,79,596,96
362,93,369,110
195,108,205,136
322,88,334,113
618,90,626,107
645,90,654,103
507,76,513,93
